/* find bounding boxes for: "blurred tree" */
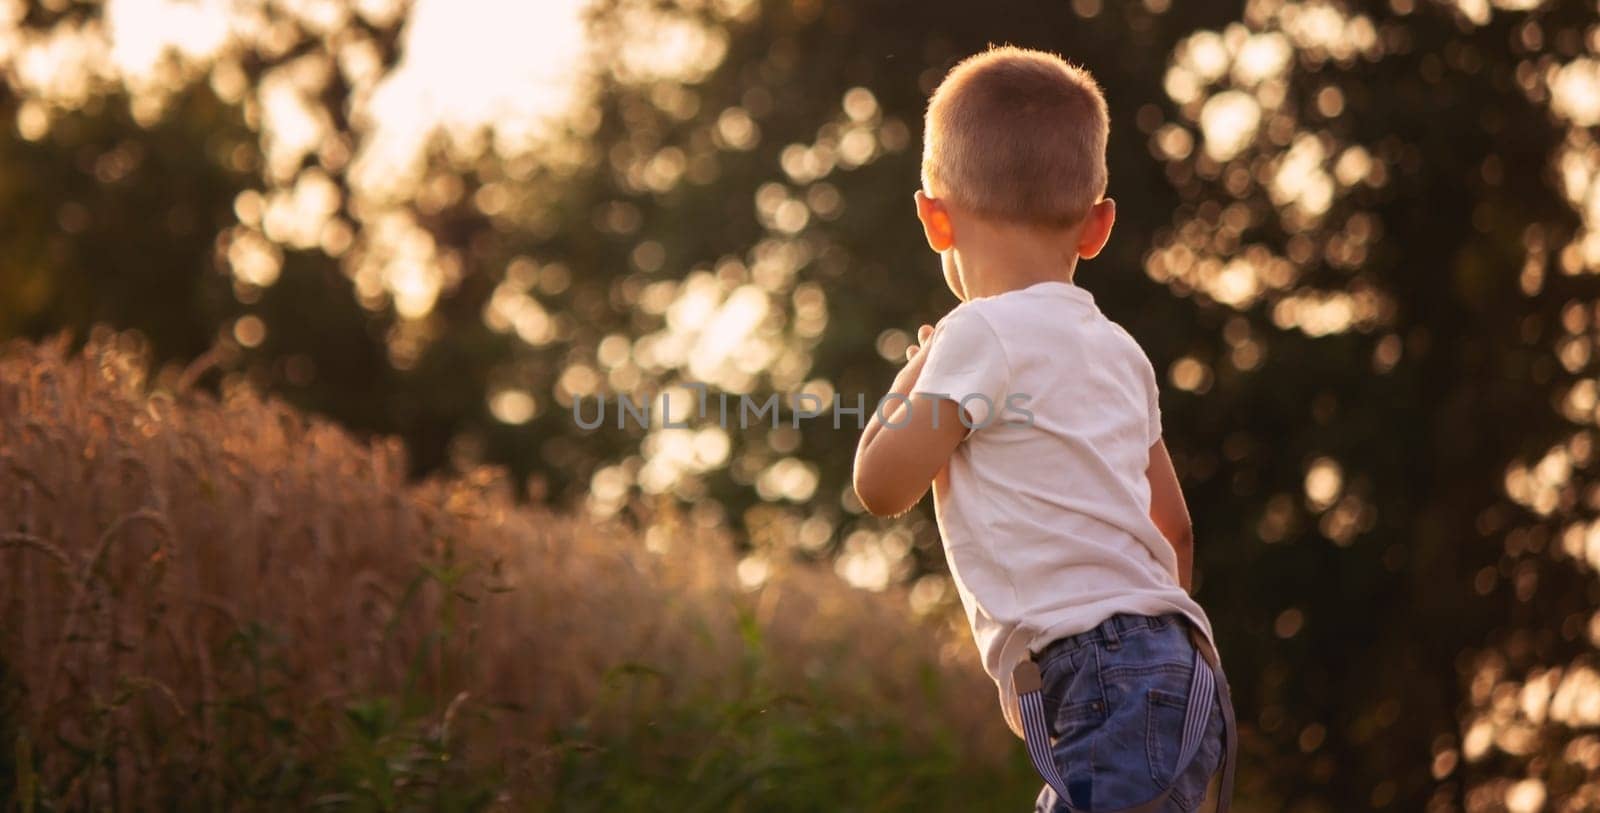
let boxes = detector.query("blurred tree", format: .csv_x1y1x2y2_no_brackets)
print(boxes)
1146,0,1600,809
0,78,245,363
0,0,514,472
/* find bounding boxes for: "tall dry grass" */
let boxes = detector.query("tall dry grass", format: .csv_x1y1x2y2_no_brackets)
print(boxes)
0,330,1023,809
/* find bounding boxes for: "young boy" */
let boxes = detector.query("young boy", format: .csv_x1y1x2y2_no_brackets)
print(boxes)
852,47,1235,812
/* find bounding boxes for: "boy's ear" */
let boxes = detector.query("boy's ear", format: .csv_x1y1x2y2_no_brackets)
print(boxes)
1076,198,1117,260
914,190,955,252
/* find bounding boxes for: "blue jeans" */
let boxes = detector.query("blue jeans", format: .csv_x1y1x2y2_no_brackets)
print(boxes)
1031,613,1228,813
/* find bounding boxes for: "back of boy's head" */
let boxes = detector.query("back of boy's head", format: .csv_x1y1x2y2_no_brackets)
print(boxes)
921,46,1109,229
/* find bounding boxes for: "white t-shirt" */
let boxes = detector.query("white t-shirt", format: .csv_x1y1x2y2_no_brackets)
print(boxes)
911,280,1216,739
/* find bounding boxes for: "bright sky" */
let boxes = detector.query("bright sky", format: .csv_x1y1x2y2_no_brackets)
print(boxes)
81,0,591,176
6,0,593,320
3,0,744,187
362,0,589,173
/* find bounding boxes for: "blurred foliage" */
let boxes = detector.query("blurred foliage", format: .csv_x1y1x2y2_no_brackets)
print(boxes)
9,0,1600,809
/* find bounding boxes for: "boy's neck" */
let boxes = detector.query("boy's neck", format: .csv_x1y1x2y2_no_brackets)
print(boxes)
953,218,1084,301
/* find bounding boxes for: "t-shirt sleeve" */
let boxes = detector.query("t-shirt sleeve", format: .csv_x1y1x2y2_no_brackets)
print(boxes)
911,306,1010,428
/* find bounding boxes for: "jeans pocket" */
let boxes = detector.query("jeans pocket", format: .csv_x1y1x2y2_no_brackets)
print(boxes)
1145,687,1224,811
1039,646,1105,739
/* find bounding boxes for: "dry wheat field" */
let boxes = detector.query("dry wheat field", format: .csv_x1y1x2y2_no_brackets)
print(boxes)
0,332,1023,810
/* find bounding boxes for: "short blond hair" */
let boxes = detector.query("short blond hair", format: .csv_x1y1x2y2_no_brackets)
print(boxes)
921,46,1109,228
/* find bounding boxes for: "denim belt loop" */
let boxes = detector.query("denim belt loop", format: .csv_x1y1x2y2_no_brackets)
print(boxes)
1103,616,1122,649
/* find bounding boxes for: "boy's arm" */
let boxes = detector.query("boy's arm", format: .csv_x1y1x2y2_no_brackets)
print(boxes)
853,327,969,517
1146,437,1195,591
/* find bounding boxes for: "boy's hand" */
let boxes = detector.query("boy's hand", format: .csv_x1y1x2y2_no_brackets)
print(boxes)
905,324,935,361
885,324,935,393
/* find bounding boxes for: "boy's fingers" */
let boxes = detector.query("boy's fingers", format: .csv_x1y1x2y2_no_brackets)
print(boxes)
902,324,934,362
